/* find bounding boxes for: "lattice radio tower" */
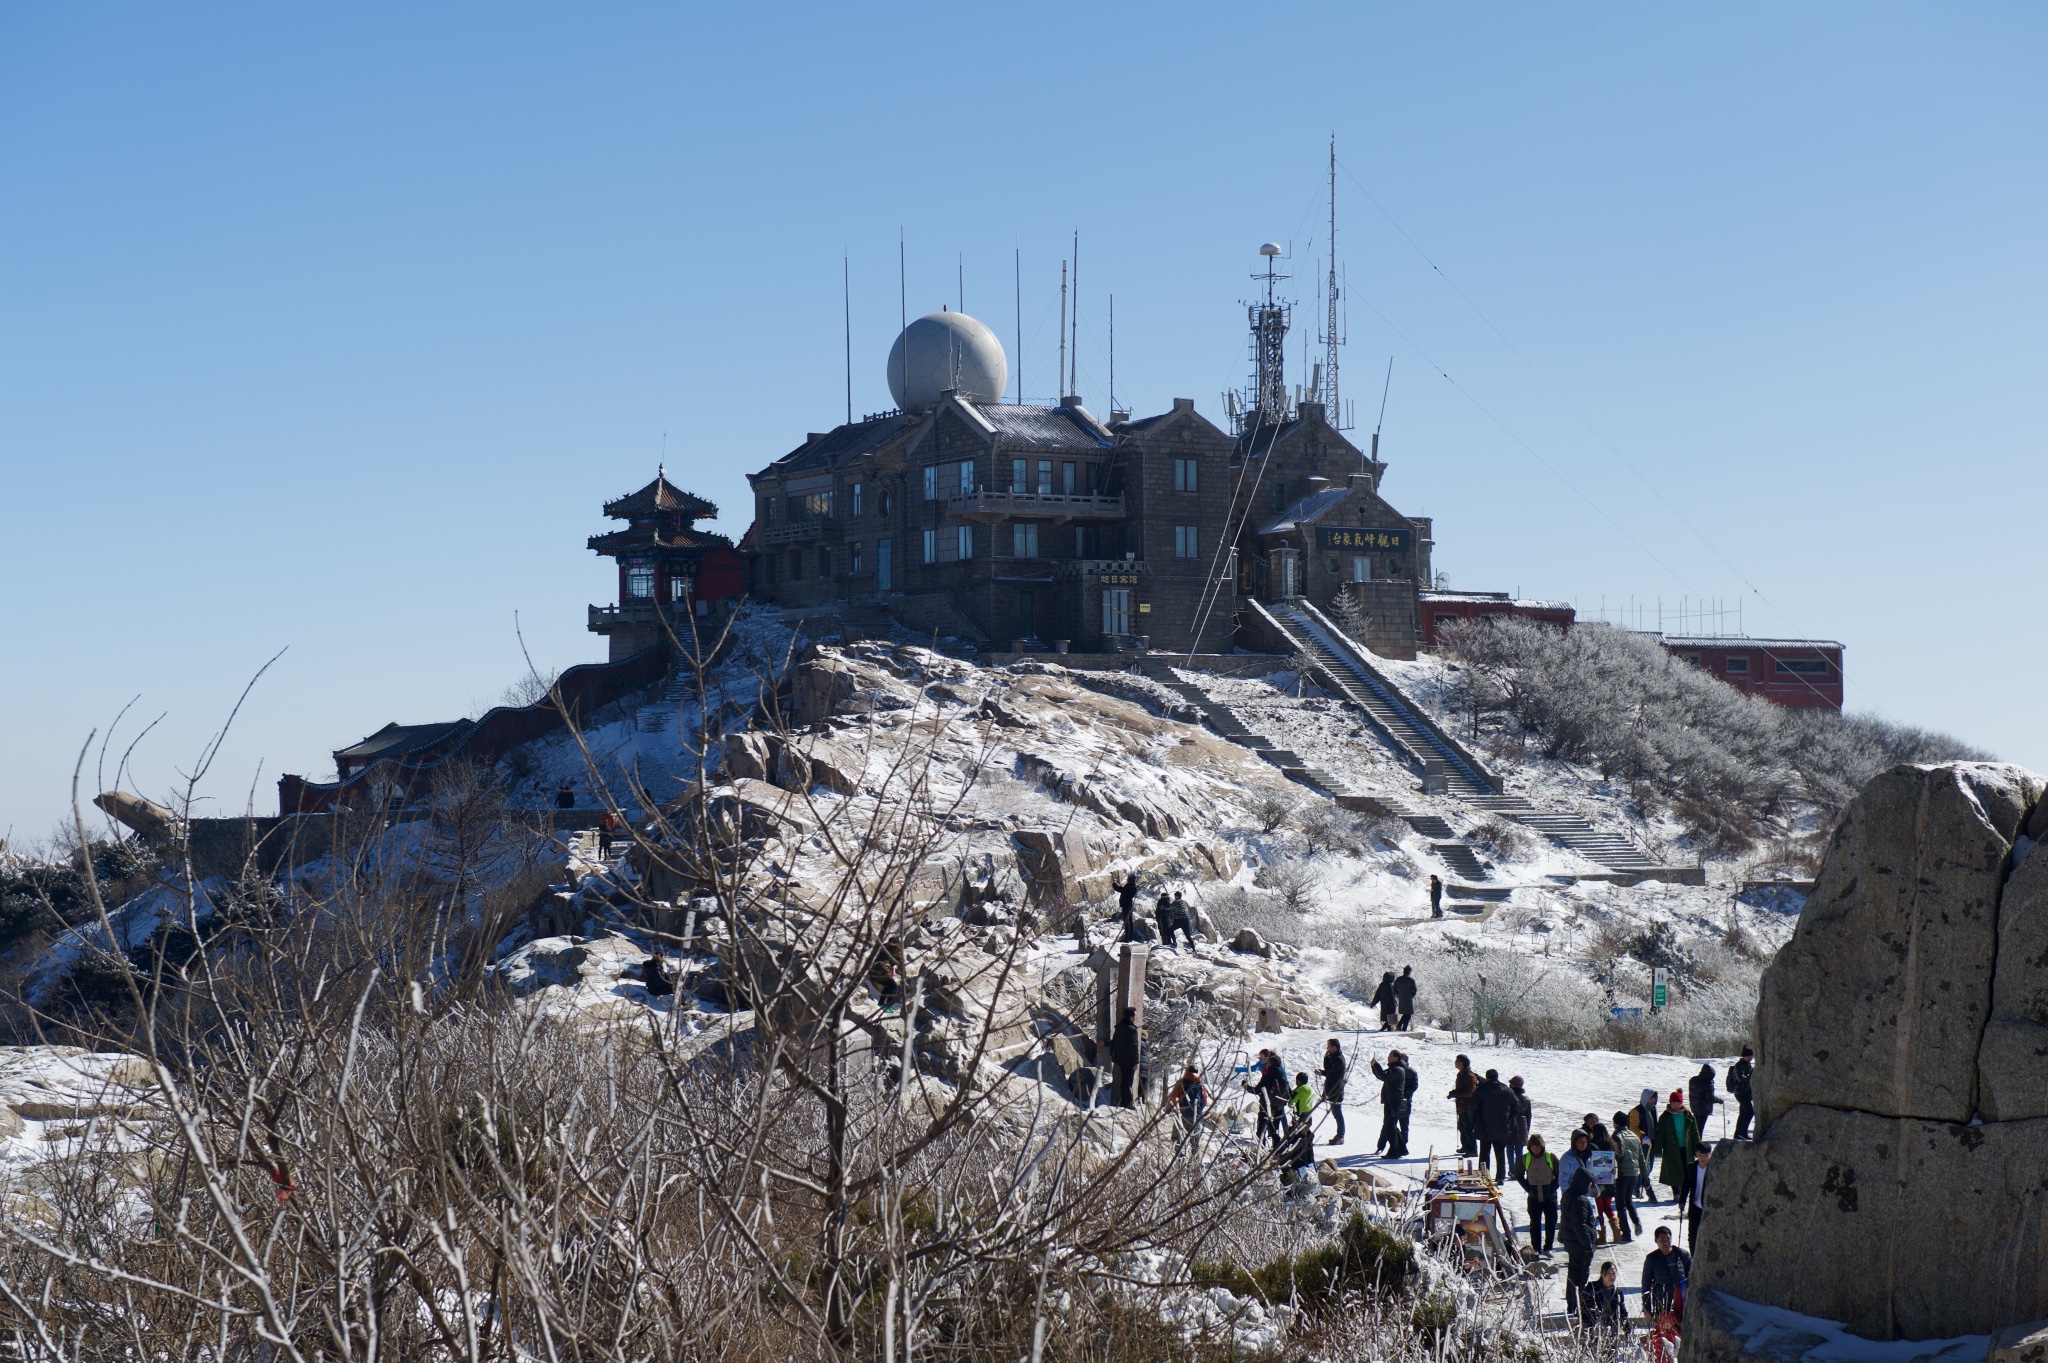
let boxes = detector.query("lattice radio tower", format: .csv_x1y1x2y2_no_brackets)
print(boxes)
1236,242,1291,434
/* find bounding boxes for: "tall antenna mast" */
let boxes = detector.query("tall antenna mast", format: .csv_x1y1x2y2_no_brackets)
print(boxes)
1241,242,1291,430
1013,244,1022,404
1058,259,1068,402
1324,134,1344,429
843,255,852,425
957,251,963,313
1108,294,1115,416
897,229,907,407
1069,231,1079,399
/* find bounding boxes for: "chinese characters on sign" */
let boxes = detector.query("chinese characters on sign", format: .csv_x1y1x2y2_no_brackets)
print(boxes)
1316,527,1410,552
1095,571,1142,586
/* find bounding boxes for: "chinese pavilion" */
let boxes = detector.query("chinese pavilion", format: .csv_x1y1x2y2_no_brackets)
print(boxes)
587,469,744,660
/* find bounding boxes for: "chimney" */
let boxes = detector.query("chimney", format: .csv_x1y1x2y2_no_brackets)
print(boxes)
1172,397,1194,413
1305,475,1330,493
1348,471,1374,492
1060,394,1083,409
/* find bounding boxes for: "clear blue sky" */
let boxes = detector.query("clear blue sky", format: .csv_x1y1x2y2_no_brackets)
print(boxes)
3,4,2043,841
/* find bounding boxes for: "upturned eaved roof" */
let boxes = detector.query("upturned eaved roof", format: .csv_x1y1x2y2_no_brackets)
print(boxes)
603,474,718,522
587,525,734,557
334,721,471,763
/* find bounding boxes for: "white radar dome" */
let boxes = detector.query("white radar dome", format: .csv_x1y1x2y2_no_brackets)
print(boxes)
886,311,1009,410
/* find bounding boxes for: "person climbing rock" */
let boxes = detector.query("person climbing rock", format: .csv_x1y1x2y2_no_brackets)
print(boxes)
1115,873,1140,942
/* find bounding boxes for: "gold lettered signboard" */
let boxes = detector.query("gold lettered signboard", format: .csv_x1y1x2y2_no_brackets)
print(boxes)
1095,571,1143,586
1317,527,1410,552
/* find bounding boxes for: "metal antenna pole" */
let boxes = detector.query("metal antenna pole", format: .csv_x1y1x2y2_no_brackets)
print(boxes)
898,229,907,405
1070,231,1079,398
1014,244,1022,404
844,255,853,425
1058,259,1067,402
1326,134,1342,428
958,251,963,314
1108,294,1115,416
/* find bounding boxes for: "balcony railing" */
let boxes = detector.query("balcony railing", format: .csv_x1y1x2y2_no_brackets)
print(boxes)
589,601,694,630
757,517,833,545
946,489,1126,524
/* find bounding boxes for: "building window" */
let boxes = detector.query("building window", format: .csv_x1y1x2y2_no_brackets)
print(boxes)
878,490,892,516
1173,458,1198,492
1352,556,1371,582
670,575,690,602
803,491,832,518
850,542,863,575
1386,557,1400,577
922,529,937,565
1174,525,1198,559
1036,460,1053,494
959,460,975,493
1075,526,1090,558
626,565,655,599
923,465,937,500
762,497,778,522
1011,458,1027,492
1062,461,1077,494
876,538,891,590
1775,658,1831,675
788,549,802,580
1725,655,1750,674
957,525,973,560
850,483,863,517
818,548,832,579
1436,613,1458,630
1013,522,1039,558
1681,654,1701,668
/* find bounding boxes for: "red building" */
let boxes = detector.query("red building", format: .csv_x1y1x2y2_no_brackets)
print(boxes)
1418,590,1576,645
1656,635,1844,711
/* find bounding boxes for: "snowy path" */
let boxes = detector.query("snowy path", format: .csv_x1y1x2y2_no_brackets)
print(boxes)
1246,1025,1736,1322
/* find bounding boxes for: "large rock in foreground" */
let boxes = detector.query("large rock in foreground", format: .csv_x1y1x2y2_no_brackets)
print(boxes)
1690,1104,2048,1340
1981,827,2048,1121
1753,763,2043,1127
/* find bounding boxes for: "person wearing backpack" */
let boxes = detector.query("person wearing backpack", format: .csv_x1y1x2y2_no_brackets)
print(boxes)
1514,1134,1559,1255
1558,1162,1599,1324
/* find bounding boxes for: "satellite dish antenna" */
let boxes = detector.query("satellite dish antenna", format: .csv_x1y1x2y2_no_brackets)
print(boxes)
1259,242,1283,257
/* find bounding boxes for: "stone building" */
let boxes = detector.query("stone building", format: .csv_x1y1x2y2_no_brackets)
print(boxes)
742,304,1435,657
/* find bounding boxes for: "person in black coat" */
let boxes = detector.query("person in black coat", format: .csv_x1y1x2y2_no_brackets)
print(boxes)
1115,874,1140,942
1247,1048,1289,1146
1641,1225,1691,1325
1321,1039,1348,1144
1474,1068,1517,1181
1558,1165,1599,1324
1393,966,1418,1030
1370,1050,1411,1157
1153,892,1174,946
1369,971,1398,1030
1587,1262,1627,1337
1729,1045,1756,1139
1429,875,1444,918
1688,1064,1720,1134
1109,1007,1141,1108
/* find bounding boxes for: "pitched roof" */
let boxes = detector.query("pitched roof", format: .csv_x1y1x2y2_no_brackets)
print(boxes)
603,474,718,522
333,721,471,763
757,414,914,479
972,402,1114,450
1257,487,1352,535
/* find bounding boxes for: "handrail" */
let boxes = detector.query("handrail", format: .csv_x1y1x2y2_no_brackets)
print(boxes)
1290,599,1500,793
1243,599,1427,770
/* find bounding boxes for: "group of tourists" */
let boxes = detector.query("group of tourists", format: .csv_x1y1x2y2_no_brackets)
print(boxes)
1490,1045,1757,1343
1113,874,1198,949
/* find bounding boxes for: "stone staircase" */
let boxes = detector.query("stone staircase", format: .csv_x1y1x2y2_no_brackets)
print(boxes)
1466,793,1660,873
1137,658,1348,798
636,669,692,733
1257,601,1495,796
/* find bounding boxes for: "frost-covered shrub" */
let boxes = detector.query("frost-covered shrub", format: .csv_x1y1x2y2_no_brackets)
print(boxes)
1435,618,1988,844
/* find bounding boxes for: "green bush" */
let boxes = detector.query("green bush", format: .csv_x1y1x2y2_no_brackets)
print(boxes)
1192,1212,1413,1311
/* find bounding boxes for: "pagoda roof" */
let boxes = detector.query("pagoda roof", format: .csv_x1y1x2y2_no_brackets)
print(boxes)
334,720,471,764
603,473,718,522
587,525,734,557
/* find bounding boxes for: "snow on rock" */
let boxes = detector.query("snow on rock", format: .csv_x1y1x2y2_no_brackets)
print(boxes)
1685,1288,1989,1363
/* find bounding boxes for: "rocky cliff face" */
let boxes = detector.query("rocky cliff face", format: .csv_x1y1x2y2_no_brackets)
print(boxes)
1688,762,2048,1352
